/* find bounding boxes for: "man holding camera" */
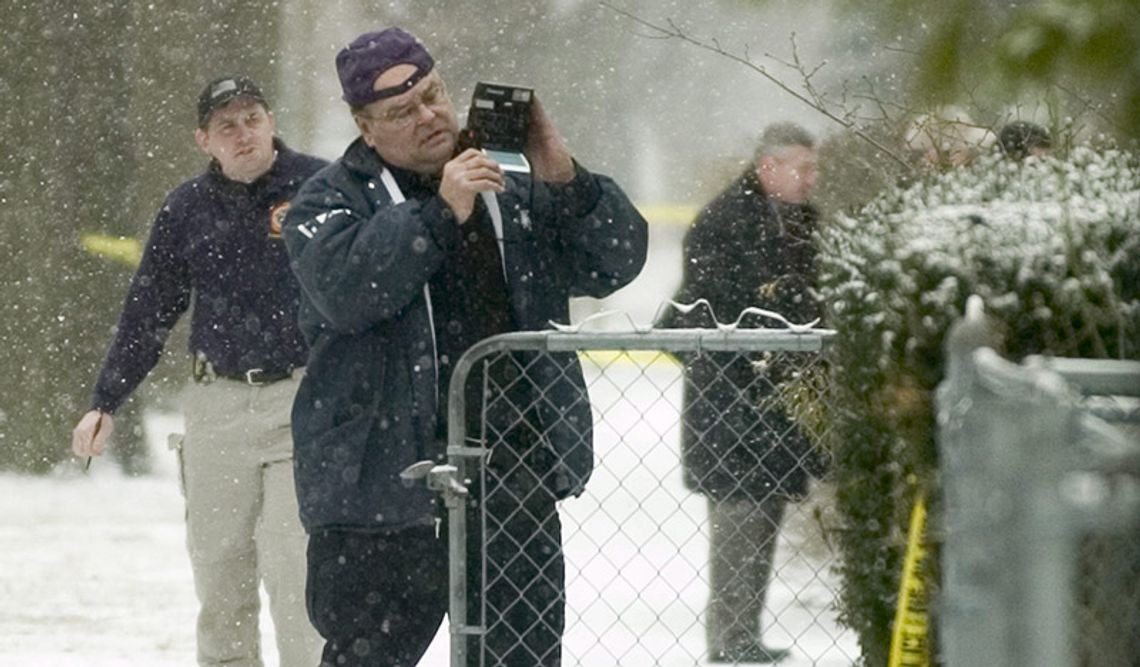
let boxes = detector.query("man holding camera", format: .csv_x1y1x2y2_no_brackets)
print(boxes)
283,27,647,667
71,75,325,666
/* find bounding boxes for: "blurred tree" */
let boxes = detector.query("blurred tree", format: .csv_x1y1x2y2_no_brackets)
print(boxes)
0,2,141,473
0,1,281,474
833,0,1140,140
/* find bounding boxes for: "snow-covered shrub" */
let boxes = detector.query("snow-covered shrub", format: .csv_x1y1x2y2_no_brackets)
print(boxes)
816,147,1140,664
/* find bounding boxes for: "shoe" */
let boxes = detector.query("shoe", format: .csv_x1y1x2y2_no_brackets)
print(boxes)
709,643,791,664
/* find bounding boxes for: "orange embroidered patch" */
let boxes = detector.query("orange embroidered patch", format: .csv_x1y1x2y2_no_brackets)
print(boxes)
269,201,291,238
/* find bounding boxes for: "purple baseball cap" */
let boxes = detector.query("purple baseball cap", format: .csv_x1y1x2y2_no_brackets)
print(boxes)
336,28,435,108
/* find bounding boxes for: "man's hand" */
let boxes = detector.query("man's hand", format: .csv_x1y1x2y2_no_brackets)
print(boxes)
525,96,574,184
440,148,505,223
72,410,114,458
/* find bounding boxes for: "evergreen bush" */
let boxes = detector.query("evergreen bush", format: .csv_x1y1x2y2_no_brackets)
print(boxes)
815,147,1140,664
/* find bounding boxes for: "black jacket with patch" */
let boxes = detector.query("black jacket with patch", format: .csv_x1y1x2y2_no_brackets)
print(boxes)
92,140,327,413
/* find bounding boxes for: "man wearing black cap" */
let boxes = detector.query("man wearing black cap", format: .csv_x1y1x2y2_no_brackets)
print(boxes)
72,75,326,667
998,120,1052,161
284,27,648,667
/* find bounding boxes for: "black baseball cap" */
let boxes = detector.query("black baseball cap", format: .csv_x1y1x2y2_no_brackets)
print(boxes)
197,76,269,128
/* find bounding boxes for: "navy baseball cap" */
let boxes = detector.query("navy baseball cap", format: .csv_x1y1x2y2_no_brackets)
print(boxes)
336,28,435,107
197,76,268,128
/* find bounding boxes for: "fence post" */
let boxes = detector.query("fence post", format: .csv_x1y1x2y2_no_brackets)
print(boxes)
937,344,1080,667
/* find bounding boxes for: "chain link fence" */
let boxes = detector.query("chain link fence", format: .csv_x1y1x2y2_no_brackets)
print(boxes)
420,329,858,667
937,347,1140,667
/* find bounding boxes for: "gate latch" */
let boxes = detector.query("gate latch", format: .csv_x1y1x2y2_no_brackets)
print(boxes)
400,460,468,508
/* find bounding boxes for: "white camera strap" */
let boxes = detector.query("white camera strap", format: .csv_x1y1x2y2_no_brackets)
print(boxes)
479,190,508,284
378,167,439,390
377,168,510,392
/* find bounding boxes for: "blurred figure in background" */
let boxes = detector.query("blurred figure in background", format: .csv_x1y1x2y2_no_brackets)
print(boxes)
661,122,829,664
905,106,995,169
997,120,1052,160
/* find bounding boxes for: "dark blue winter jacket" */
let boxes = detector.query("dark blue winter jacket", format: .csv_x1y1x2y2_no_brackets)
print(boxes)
92,140,327,413
283,138,648,532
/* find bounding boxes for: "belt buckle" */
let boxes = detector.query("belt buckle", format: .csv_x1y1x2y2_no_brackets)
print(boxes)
244,368,265,385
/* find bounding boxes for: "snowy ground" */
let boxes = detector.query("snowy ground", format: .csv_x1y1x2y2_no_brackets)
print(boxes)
0,358,857,666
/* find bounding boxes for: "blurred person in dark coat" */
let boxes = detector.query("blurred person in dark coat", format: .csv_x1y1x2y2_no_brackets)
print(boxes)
661,122,827,664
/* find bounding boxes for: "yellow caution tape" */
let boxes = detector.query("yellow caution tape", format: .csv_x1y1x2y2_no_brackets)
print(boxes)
888,492,930,667
81,232,142,268
577,349,680,367
634,203,698,227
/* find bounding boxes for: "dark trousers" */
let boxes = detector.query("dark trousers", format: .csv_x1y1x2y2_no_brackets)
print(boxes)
305,443,565,667
304,490,564,667
306,525,448,667
706,493,788,654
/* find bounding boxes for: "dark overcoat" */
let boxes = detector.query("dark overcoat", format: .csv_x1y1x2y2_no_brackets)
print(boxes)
661,169,824,500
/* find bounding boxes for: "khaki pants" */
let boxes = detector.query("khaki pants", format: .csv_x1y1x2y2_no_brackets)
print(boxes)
176,373,322,667
706,493,788,655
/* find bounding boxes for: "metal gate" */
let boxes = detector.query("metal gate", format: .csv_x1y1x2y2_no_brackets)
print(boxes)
409,328,858,667
937,345,1140,667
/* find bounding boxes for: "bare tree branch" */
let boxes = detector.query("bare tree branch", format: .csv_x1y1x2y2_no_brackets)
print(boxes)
1052,82,1114,128
883,44,921,57
600,0,912,169
767,34,835,119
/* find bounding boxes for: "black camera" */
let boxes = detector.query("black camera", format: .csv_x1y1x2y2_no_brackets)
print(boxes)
462,82,533,173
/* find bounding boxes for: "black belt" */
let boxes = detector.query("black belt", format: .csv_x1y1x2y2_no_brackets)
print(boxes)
193,358,295,386
214,368,294,385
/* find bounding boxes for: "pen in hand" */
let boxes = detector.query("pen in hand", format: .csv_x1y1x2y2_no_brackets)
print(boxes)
83,413,103,473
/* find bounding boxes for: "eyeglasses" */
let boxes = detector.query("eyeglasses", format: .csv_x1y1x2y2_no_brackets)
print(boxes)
364,80,450,129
